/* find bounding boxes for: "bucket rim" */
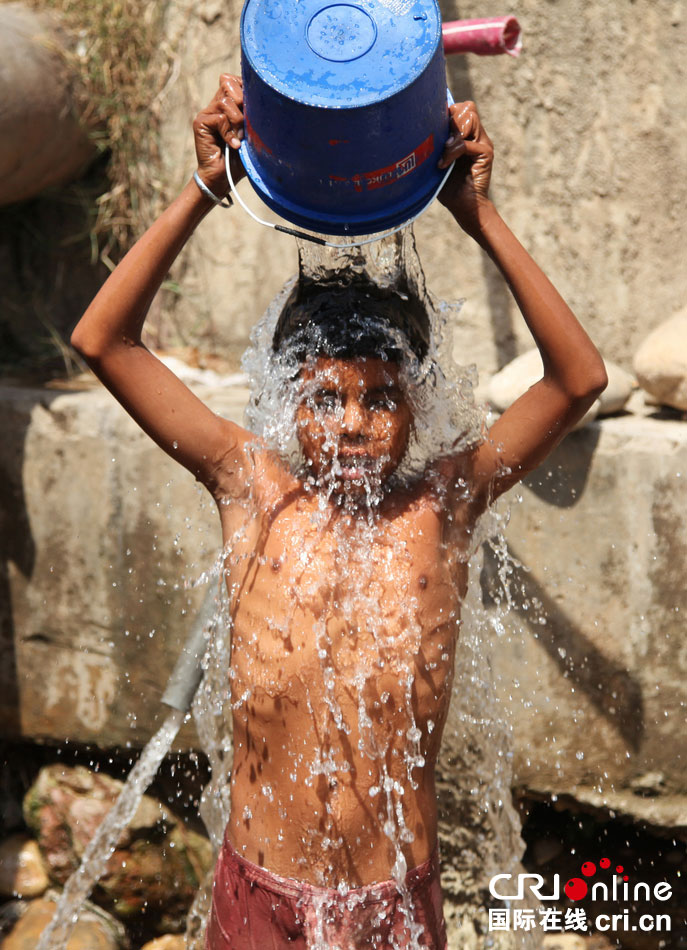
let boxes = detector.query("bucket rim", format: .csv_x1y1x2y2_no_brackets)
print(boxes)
238,142,448,237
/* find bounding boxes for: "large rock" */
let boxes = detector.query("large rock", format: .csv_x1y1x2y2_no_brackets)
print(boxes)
0,834,49,899
0,4,96,205
598,360,637,415
489,408,687,818
0,382,240,748
140,936,186,950
633,309,687,410
1,893,128,950
486,348,634,423
487,347,599,427
23,765,213,930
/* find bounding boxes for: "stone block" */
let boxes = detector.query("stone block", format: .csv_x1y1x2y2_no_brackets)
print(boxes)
489,407,687,815
1,893,128,950
2,382,686,830
0,383,244,750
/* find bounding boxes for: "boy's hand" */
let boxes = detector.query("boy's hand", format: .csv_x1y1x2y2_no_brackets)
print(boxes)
193,74,246,199
437,101,494,233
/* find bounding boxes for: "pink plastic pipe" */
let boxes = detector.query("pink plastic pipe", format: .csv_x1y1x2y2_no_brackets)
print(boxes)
442,16,522,57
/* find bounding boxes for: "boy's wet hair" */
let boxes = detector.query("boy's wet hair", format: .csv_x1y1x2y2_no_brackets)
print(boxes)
272,276,430,364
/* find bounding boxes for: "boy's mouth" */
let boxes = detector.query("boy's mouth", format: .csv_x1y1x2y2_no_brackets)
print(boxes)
335,452,379,481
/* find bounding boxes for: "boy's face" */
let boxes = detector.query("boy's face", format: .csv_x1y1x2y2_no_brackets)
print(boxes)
296,357,412,494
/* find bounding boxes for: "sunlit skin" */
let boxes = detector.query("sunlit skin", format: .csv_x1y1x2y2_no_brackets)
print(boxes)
296,357,412,495
218,355,472,885
223,399,471,885
70,72,608,903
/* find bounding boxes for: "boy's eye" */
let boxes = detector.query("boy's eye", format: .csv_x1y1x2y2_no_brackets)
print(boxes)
312,390,339,412
367,397,396,412
366,390,401,412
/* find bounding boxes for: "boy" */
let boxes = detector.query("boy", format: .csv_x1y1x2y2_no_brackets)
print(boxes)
71,75,607,949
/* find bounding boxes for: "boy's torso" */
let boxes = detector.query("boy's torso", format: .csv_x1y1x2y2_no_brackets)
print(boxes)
217,451,472,887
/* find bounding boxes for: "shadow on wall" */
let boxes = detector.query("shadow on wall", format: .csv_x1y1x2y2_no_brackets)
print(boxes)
522,425,601,507
481,542,644,753
0,157,111,378
481,425,644,753
444,0,518,368
0,389,52,734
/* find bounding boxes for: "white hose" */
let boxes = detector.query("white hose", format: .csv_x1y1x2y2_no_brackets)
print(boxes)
224,144,454,248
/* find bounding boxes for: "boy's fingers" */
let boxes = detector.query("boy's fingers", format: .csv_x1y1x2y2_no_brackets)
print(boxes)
196,97,244,150
438,136,467,168
217,96,244,128
449,101,483,141
438,135,492,170
195,111,235,154
461,138,491,157
219,73,244,106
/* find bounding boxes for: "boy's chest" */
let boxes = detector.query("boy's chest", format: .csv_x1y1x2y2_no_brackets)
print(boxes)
228,498,466,689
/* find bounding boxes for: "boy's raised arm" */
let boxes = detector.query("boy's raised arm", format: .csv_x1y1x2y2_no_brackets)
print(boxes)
71,75,250,497
438,102,608,508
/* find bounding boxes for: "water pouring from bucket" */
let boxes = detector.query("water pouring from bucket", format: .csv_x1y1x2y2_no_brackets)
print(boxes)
234,0,521,239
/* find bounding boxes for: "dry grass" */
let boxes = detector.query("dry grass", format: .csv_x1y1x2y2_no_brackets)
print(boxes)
27,0,178,263
0,0,179,378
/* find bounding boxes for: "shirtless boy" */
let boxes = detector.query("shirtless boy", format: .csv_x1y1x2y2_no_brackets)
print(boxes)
71,75,607,949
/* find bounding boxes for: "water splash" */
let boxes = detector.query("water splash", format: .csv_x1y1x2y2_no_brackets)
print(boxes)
194,224,525,948
38,223,532,950
35,708,186,950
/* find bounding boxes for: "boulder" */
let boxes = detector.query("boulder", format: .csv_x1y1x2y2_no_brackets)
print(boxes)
633,309,687,410
487,348,600,427
140,936,186,950
0,834,49,899
597,361,636,416
1,893,127,950
487,348,635,422
0,4,96,204
23,765,213,930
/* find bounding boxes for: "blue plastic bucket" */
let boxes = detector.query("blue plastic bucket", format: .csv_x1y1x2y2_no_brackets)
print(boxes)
239,0,449,236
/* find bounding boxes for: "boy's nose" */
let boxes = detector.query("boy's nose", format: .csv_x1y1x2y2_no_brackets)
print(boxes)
342,399,365,435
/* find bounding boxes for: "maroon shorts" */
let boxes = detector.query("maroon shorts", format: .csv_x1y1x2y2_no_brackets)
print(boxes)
206,836,448,949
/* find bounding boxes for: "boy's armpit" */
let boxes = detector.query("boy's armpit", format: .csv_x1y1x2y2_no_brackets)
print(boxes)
430,446,493,523
208,430,298,512
204,421,261,501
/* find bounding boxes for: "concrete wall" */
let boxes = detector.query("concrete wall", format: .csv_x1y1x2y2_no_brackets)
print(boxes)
492,408,687,827
2,383,685,835
0,384,232,749
156,0,687,373
1,1,684,373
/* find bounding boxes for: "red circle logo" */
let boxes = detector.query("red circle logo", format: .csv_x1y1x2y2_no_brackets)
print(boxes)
581,861,596,877
564,878,588,901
